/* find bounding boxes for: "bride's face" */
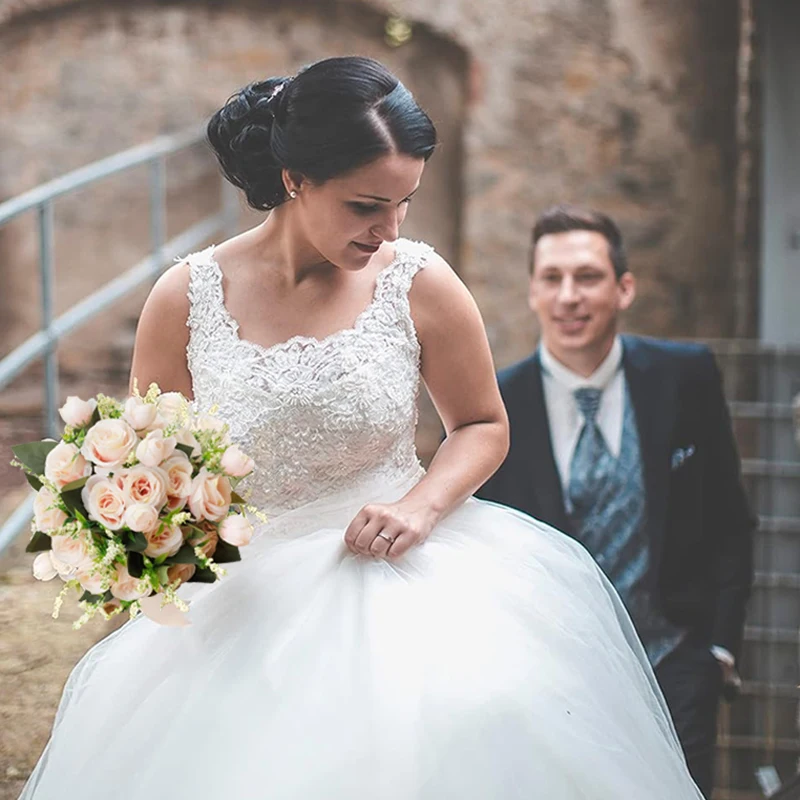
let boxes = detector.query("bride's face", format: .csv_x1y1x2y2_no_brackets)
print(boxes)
293,153,425,270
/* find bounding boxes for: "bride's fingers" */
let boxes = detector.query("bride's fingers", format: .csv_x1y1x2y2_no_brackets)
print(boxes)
386,530,417,559
353,516,384,555
344,508,370,552
369,526,399,559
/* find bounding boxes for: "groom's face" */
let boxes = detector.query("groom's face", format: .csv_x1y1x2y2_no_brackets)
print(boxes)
528,230,635,358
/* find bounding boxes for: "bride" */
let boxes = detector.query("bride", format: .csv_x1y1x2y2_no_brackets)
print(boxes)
21,56,702,798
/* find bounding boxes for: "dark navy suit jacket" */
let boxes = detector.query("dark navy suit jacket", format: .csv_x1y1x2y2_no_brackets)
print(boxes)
477,335,756,660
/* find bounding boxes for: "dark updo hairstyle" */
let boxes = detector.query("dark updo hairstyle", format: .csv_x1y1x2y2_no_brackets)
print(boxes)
207,56,438,211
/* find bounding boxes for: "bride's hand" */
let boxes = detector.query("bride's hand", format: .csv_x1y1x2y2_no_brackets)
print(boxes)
344,501,438,559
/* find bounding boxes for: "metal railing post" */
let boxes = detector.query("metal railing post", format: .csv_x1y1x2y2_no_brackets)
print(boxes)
38,200,59,438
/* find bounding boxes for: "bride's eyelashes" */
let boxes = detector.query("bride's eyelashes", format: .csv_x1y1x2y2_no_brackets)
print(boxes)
348,198,413,216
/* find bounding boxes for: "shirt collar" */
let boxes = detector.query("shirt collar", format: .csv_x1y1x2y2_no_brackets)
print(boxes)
539,337,623,392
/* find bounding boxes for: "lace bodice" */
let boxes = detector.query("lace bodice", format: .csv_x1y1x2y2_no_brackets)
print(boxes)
186,238,431,515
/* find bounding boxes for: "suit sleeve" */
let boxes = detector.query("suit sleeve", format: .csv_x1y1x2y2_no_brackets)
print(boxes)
700,349,756,660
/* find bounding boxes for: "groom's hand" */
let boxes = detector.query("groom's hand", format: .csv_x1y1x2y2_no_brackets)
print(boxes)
344,501,437,560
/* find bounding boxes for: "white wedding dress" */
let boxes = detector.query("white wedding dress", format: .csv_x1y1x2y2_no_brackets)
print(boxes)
21,238,702,799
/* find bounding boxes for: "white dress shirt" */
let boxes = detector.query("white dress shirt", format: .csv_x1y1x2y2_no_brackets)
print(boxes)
539,337,625,493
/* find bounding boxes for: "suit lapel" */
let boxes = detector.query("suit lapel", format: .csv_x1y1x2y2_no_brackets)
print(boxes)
622,336,674,566
522,353,571,533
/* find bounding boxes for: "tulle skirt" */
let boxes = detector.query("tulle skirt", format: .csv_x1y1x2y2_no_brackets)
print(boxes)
21,470,701,798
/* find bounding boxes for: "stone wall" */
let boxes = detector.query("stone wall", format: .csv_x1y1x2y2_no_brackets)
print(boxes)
0,0,740,458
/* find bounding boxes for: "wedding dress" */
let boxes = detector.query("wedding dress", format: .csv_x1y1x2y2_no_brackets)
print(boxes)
20,238,702,798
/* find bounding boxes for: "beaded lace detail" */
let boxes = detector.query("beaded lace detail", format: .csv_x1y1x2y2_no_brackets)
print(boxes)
186,238,432,515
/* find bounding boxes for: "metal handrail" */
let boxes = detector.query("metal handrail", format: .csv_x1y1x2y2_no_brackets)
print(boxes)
0,126,234,556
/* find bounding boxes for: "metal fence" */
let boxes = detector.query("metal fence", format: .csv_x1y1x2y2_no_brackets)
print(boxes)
0,127,236,554
709,340,800,799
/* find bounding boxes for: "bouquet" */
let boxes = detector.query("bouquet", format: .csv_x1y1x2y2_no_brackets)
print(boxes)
11,383,257,628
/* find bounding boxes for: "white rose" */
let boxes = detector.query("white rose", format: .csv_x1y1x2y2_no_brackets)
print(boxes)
116,465,169,510
218,514,254,547
124,503,160,533
82,475,127,530
135,429,177,467
81,419,138,470
33,486,67,532
143,523,184,558
122,396,159,432
58,396,97,428
174,428,201,459
109,563,150,601
193,413,230,445
220,445,255,478
161,453,194,511
50,551,77,580
50,532,91,566
44,441,92,490
157,392,188,425
188,469,231,522
32,552,58,581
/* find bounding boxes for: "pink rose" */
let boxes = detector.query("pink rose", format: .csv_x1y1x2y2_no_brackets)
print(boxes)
50,532,91,566
32,552,58,581
58,396,96,428
143,523,184,558
81,419,138,470
166,563,196,585
110,563,149,601
135,429,176,467
82,475,127,530
122,396,158,432
161,453,193,511
185,523,218,558
218,514,254,547
44,441,92,490
116,465,169,510
220,445,255,478
75,564,107,595
124,503,160,533
33,486,67,532
188,469,231,522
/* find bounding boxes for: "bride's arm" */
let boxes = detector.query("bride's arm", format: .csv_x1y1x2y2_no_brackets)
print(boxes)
128,263,193,399
344,253,508,558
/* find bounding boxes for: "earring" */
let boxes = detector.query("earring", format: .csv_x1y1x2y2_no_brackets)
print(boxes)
289,190,297,199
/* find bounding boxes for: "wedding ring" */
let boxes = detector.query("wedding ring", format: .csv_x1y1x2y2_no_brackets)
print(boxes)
376,532,396,544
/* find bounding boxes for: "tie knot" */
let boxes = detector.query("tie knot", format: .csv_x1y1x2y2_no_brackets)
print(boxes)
573,387,603,422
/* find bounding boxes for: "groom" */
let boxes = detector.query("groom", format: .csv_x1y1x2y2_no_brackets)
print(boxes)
478,205,755,797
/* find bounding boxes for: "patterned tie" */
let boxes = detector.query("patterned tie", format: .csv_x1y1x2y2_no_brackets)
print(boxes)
567,387,613,520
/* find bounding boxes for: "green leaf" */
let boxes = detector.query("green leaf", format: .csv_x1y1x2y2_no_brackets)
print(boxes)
61,486,88,518
124,531,148,553
127,551,144,579
11,441,58,476
61,476,89,493
230,491,247,506
102,590,113,602
213,539,241,564
175,443,195,459
25,531,52,553
25,473,43,492
89,407,101,427
79,590,104,604
187,566,218,584
161,543,203,566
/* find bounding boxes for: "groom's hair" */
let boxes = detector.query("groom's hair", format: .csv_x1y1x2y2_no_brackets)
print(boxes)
529,205,629,278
